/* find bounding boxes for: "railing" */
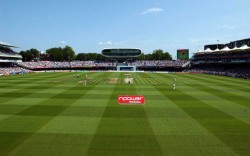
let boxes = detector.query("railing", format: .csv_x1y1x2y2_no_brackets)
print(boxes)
0,52,22,58
0,60,22,63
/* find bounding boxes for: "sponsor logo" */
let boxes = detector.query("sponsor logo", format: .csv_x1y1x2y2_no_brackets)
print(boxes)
118,95,145,105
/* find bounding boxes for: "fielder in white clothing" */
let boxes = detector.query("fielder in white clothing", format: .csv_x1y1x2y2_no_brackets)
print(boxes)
83,80,87,86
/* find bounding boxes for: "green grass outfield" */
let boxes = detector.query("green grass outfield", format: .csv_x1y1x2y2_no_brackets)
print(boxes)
0,72,249,156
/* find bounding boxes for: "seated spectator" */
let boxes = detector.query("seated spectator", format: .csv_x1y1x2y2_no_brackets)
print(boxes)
0,67,31,75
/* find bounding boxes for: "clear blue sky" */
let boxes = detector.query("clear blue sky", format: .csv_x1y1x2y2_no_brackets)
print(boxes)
1,0,250,58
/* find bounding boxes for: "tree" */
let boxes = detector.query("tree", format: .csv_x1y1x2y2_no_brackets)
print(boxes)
46,47,63,61
137,50,172,60
76,52,106,61
63,46,75,61
152,49,165,60
145,54,153,60
96,53,106,61
76,53,86,61
19,48,40,62
19,51,26,62
163,51,172,60
138,53,145,60
46,46,75,61
151,49,172,60
29,48,40,60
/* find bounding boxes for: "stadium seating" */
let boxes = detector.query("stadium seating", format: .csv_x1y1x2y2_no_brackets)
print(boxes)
187,65,250,79
129,60,187,67
189,49,250,79
0,67,30,75
17,60,187,69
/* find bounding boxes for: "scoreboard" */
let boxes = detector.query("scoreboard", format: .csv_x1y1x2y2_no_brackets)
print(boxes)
177,49,189,60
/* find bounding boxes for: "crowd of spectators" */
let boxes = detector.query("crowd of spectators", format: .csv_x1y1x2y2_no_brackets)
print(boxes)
17,60,187,69
17,61,115,69
193,50,250,63
129,60,188,67
187,65,250,79
0,67,31,76
18,61,70,69
189,49,250,79
3,60,250,79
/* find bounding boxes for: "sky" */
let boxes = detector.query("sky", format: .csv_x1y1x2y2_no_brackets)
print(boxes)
1,0,250,58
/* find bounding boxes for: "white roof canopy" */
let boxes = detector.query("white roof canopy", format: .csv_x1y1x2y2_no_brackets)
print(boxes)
214,48,220,52
238,45,250,50
221,46,231,51
232,46,239,50
204,48,213,52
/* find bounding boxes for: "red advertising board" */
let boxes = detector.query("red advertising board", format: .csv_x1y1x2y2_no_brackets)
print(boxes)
118,95,145,105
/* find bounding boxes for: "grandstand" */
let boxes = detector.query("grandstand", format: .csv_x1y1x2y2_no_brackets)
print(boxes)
188,43,250,78
17,48,187,72
17,60,187,72
205,38,250,50
2,38,249,78
0,42,30,75
0,42,22,63
192,46,250,63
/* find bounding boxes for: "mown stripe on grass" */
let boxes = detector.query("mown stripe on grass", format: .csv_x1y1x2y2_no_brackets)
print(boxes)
0,72,112,156
175,73,249,94
183,74,250,92
86,72,163,156
8,73,118,156
160,88,250,155
0,73,79,105
184,83,250,125
198,74,250,86
0,132,34,156
2,132,94,156
153,74,250,156
140,73,238,156
0,83,94,132
0,72,71,84
177,74,250,108
1,85,79,106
